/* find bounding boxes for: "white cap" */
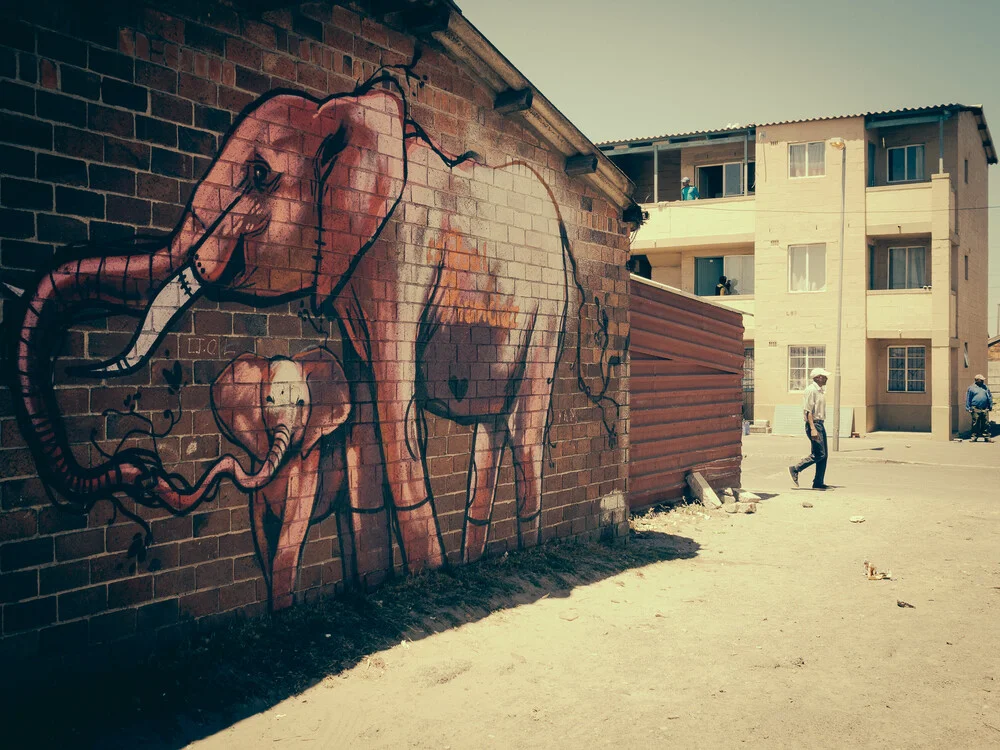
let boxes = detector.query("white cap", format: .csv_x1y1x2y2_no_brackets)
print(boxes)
681,176,690,183
810,367,831,379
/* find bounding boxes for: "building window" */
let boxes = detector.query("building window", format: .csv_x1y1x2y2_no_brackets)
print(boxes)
788,243,826,292
887,144,925,182
789,142,825,178
724,255,754,295
965,255,969,281
697,162,754,198
888,346,925,392
888,246,927,289
964,159,969,184
789,345,826,392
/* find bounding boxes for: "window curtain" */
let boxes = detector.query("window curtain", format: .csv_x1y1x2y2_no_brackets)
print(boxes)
789,144,806,178
807,142,825,176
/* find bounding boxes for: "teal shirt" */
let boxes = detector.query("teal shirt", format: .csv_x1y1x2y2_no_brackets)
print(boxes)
681,185,700,200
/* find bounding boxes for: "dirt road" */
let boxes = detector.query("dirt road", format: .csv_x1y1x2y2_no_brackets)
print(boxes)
183,434,1000,748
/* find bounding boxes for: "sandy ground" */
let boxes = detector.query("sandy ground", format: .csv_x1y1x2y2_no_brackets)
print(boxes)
187,433,1000,749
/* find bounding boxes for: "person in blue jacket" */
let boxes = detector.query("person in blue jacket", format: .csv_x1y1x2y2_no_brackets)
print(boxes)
966,374,993,442
681,176,700,200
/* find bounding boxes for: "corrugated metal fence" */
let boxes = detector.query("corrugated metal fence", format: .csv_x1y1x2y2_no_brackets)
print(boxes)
628,276,745,511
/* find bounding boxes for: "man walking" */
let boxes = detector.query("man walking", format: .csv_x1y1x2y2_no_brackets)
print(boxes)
789,367,831,490
966,374,993,442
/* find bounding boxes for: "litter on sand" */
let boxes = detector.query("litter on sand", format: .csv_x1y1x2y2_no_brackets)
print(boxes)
897,600,915,608
864,561,892,580
850,516,866,523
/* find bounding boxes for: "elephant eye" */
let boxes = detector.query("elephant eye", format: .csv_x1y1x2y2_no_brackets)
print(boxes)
265,395,275,404
247,157,278,192
297,399,305,407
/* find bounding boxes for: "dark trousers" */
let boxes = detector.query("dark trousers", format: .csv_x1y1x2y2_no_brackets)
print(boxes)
793,420,827,487
971,408,990,438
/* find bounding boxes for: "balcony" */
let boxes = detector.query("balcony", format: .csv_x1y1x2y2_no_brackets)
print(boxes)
631,196,756,252
866,175,955,238
866,289,933,338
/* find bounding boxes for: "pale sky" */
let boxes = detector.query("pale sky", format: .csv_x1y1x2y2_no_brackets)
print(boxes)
458,0,1000,336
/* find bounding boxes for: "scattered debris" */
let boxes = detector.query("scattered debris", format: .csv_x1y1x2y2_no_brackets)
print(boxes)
686,472,721,509
897,600,915,608
723,487,735,497
560,610,579,622
850,515,866,523
801,502,814,508
722,488,737,505
724,503,756,514
864,561,892,580
737,490,761,503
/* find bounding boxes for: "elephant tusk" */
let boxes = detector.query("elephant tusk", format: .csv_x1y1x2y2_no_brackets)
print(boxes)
1,282,25,298
76,265,203,377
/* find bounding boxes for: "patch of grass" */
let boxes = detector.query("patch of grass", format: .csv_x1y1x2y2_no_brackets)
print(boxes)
5,535,695,748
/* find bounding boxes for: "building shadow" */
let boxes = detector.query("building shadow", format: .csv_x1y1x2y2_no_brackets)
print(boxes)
2,533,699,749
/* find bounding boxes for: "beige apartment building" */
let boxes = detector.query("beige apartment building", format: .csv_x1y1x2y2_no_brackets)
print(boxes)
604,105,995,439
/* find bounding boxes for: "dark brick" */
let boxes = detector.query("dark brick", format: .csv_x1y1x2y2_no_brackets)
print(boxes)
37,154,88,186
0,570,37,603
150,91,192,125
136,115,177,147
137,173,178,202
87,103,134,137
226,38,262,69
107,576,153,608
89,164,135,195
60,65,101,100
1,239,55,270
293,13,324,42
55,529,105,561
177,72,217,106
18,52,38,84
39,559,90,594
104,137,150,169
88,47,133,81
36,90,88,127
1,538,53,571
37,506,87,535
218,86,253,114
0,448,35,476
0,112,53,149
1,179,52,211
89,550,136,584
184,23,226,56
37,30,87,67
193,155,211,181
0,21,35,53
54,125,104,161
135,60,177,94
151,147,192,179
152,201,183,228
106,194,151,225
101,79,148,112
89,608,135,643
177,127,216,157
233,313,267,336
179,588,219,619
37,214,88,243
39,619,89,653
74,18,119,51
137,598,178,631
194,104,230,133
195,559,232,589
4,596,56,633
0,47,13,78
0,145,34,178
179,537,218,566
234,65,269,94
90,221,135,244
0,209,34,239
56,186,105,219
58,584,106,620
0,80,35,115
0,509,36,542
154,567,195,598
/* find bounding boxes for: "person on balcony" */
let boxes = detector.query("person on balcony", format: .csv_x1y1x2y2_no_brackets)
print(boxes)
715,275,732,296
966,374,993,442
681,176,700,200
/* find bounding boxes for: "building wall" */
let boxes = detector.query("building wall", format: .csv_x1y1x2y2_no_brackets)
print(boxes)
0,0,630,662
871,338,933,431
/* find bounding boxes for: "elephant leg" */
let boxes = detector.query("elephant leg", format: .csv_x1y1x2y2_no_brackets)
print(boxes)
339,377,393,589
462,420,508,564
371,354,445,573
270,452,320,611
508,345,559,550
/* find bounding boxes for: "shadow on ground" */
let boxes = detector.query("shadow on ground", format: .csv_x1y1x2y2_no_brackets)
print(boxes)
3,533,698,749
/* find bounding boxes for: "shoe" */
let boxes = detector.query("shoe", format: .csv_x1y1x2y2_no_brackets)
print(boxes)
812,484,830,490
788,466,799,487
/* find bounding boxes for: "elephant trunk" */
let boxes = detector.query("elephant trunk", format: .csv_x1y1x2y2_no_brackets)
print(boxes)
13,243,195,504
153,425,292,512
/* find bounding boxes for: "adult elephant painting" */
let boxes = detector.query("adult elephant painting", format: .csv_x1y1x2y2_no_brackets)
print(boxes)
5,65,621,596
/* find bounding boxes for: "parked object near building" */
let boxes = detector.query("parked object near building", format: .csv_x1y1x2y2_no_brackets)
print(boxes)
602,105,995,440
0,0,636,663
628,276,744,510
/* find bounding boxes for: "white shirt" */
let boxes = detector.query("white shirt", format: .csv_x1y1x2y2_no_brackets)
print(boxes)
802,380,826,421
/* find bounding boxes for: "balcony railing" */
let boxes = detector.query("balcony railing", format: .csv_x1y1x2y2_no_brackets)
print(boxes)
632,195,756,251
866,289,933,338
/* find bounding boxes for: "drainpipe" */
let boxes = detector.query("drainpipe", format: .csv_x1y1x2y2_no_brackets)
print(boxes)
743,129,749,194
653,145,659,203
938,115,945,174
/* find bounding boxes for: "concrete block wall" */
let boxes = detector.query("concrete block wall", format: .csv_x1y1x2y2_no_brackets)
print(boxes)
0,0,630,663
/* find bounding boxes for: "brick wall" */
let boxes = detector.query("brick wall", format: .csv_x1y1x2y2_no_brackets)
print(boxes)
0,0,630,662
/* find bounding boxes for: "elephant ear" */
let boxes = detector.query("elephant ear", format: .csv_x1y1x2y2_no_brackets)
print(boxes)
312,89,406,313
211,353,270,462
296,347,351,458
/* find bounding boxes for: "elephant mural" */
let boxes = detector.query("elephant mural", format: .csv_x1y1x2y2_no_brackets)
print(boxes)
4,62,622,599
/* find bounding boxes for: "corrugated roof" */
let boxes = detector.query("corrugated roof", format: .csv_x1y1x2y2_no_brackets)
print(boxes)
598,104,997,164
